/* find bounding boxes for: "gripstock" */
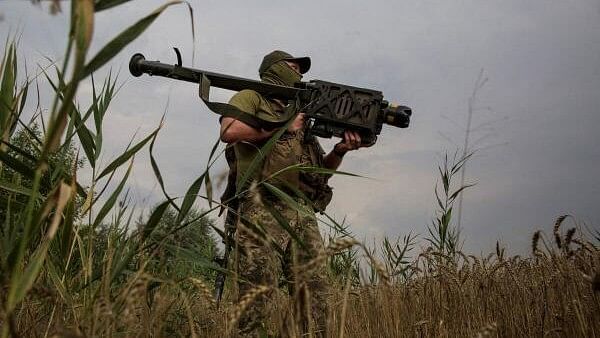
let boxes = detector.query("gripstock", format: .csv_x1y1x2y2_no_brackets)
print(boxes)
129,49,412,144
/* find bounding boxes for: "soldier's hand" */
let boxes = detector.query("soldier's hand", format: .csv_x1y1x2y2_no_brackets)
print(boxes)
334,131,373,155
287,113,305,132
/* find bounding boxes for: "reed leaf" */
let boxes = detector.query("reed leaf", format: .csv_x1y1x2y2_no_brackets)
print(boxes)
0,181,32,197
164,243,224,272
142,199,171,242
7,180,73,312
109,238,138,284
44,0,94,153
69,103,96,166
261,200,306,250
0,139,38,163
45,258,73,304
178,137,222,222
0,149,35,178
262,182,313,218
204,170,213,208
177,172,205,223
0,41,16,112
93,159,133,228
148,118,180,211
92,73,118,162
0,41,17,147
57,185,76,264
96,123,160,180
449,183,475,202
94,0,134,12
265,163,364,180
74,0,94,58
236,121,292,193
17,80,28,118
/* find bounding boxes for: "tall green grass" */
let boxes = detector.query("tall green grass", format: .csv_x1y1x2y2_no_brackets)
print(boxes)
0,2,209,336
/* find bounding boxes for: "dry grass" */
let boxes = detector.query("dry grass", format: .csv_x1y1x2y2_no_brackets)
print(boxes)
335,246,598,337
7,225,597,338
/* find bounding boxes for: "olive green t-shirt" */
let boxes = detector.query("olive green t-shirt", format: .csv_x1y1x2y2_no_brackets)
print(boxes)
228,90,302,190
228,89,281,124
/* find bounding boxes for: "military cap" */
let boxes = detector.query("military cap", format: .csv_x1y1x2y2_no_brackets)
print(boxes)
259,50,311,76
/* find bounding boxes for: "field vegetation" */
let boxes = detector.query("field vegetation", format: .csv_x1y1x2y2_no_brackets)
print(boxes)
1,1,598,337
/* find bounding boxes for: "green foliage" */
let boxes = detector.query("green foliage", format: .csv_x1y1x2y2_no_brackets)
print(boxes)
426,152,474,258
0,2,199,336
143,206,219,281
0,39,20,147
326,222,360,286
381,232,417,282
0,124,83,217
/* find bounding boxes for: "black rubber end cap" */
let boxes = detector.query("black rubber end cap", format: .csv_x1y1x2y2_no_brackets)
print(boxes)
129,53,145,77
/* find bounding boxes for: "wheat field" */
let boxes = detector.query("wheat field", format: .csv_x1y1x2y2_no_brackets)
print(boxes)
7,221,597,337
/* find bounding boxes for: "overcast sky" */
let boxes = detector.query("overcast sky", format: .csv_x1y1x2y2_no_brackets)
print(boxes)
2,0,599,254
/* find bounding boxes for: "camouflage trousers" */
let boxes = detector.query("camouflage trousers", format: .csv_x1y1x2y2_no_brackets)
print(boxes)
234,194,329,337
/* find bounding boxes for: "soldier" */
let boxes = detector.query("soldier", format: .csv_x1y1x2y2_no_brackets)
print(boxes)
220,50,370,337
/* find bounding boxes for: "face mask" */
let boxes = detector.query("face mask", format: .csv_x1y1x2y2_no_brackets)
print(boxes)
260,61,302,87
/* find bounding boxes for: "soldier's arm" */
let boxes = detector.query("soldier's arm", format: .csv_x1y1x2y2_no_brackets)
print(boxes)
220,113,305,144
220,117,275,143
220,90,275,143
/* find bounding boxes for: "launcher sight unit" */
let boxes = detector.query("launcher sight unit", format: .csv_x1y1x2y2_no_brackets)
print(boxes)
129,49,412,144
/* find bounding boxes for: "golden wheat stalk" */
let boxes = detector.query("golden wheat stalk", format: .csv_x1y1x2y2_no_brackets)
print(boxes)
564,227,577,256
237,220,270,248
532,230,541,255
189,277,216,308
592,272,600,293
326,237,359,255
362,247,391,286
227,285,271,333
296,238,358,276
475,322,498,337
297,255,328,276
553,215,568,249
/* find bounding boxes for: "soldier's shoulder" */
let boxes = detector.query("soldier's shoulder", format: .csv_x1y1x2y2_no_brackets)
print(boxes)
229,89,264,103
228,89,268,113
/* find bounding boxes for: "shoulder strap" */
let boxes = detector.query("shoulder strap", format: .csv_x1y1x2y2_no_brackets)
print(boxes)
202,98,292,131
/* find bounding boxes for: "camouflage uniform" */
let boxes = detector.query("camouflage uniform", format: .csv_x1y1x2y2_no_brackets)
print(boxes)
224,51,331,337
235,190,329,337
